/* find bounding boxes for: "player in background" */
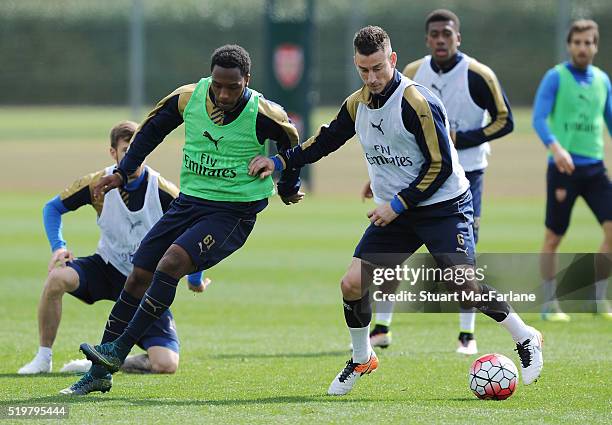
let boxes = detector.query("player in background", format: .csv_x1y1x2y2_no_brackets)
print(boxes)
249,26,542,396
64,45,303,396
361,9,514,355
533,19,612,321
19,121,209,381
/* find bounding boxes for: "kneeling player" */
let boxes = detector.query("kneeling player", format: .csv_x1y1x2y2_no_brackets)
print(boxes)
18,121,209,386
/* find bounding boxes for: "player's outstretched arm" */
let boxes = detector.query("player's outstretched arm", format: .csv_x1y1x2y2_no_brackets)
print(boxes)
42,195,74,271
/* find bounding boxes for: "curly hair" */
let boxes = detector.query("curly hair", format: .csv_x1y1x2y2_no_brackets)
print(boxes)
210,44,251,77
425,9,460,32
353,26,391,56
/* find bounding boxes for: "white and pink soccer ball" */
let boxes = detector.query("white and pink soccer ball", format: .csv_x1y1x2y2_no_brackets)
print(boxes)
469,353,518,400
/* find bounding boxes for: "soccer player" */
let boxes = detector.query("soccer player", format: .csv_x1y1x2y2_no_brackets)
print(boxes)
249,26,542,396
63,45,303,395
533,19,612,321
19,121,209,380
360,9,514,355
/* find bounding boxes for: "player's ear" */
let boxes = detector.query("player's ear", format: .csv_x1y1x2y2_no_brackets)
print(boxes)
390,51,397,68
456,32,461,47
244,73,251,86
110,147,118,163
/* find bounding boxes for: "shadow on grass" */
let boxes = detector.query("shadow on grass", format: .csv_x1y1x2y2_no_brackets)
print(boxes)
0,395,126,405
211,350,348,359
426,397,480,402
7,394,404,407
0,373,79,378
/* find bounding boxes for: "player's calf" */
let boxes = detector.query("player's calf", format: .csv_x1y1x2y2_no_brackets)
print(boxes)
123,267,154,299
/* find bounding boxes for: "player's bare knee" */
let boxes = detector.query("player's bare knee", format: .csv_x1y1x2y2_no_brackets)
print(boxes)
340,273,363,300
44,269,73,297
157,245,194,279
150,354,178,374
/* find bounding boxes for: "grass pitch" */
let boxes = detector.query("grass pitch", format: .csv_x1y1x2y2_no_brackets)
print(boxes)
0,193,610,424
0,107,610,423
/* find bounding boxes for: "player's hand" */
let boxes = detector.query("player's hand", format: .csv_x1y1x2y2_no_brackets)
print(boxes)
367,203,399,227
188,277,212,293
280,191,305,205
48,248,74,273
248,156,275,179
550,142,575,175
93,173,124,200
361,180,373,202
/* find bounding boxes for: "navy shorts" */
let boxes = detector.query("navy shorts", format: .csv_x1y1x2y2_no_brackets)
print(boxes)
545,162,612,235
465,169,485,244
67,254,179,353
354,190,476,268
132,193,267,273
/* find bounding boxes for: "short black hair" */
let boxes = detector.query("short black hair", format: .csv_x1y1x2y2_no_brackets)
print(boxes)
210,44,251,77
353,25,391,56
425,9,460,32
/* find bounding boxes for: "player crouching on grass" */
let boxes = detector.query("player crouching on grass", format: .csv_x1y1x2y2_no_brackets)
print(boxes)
249,25,544,395
18,121,210,386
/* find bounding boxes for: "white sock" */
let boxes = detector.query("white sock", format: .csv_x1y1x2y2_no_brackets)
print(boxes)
594,279,608,301
459,308,476,333
375,300,395,327
349,326,372,364
37,346,52,361
500,312,531,342
542,279,558,312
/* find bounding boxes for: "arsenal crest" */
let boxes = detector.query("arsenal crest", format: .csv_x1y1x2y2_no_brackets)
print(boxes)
274,44,304,89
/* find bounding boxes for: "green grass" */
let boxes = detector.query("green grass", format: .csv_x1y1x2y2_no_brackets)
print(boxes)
0,192,610,424
0,106,536,142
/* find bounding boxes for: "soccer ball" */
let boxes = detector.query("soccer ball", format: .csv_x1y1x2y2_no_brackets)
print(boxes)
469,353,518,400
